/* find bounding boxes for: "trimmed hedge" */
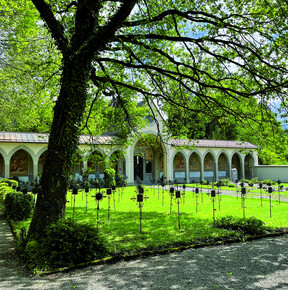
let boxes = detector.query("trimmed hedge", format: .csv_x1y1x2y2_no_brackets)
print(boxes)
4,192,34,221
24,218,108,269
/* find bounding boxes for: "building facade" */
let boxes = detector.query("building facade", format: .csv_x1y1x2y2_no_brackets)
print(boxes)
0,111,259,184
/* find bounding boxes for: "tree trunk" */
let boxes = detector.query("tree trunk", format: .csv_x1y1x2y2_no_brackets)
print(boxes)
27,56,91,240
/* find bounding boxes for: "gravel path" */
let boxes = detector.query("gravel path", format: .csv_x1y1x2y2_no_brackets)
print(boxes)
1,211,288,289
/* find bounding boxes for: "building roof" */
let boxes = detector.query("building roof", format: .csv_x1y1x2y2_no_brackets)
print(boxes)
171,139,258,149
0,132,117,145
0,132,258,149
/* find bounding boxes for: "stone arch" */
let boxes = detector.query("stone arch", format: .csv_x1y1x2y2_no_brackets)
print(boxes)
173,151,186,183
133,133,167,183
244,153,254,180
217,151,230,180
72,151,85,181
203,150,216,182
109,149,127,177
38,150,48,177
8,145,36,161
0,152,4,178
188,151,202,183
87,150,106,180
9,148,34,181
231,151,242,180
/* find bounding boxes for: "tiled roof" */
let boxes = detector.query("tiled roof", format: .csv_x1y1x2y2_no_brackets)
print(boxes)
171,139,258,149
0,132,117,145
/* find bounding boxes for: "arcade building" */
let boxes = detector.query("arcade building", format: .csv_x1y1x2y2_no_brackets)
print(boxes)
0,107,258,185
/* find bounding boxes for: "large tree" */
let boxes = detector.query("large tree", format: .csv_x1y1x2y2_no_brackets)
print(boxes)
5,0,287,240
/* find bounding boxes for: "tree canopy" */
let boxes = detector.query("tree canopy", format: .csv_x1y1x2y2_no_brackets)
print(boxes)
1,0,288,239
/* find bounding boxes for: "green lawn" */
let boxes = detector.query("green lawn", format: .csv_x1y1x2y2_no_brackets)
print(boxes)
14,186,288,256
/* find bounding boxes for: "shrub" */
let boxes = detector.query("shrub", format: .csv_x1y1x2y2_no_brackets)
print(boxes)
228,183,236,188
0,178,18,202
262,179,276,185
115,174,127,187
4,192,34,221
24,219,108,269
220,179,230,186
104,168,116,188
214,215,266,235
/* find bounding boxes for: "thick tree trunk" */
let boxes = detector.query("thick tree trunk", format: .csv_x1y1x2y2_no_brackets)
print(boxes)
27,56,91,240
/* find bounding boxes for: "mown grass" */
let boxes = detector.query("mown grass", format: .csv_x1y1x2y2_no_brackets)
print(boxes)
14,185,288,256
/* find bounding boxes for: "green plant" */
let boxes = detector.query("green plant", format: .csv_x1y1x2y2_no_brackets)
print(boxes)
24,218,108,269
104,168,116,188
0,178,18,202
220,179,230,186
4,192,34,221
262,179,276,185
228,183,236,188
214,216,266,235
115,174,127,187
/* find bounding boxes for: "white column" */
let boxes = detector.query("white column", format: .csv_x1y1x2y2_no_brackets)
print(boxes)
200,157,204,182
33,161,38,182
185,155,189,183
127,146,134,184
4,157,9,179
215,159,218,181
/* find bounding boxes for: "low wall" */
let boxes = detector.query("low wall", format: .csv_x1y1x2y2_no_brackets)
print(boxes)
254,165,288,182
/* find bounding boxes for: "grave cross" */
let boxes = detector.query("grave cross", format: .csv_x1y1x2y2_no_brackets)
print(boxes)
131,187,149,233
277,178,281,204
92,190,106,228
175,190,181,230
268,186,273,218
211,189,216,224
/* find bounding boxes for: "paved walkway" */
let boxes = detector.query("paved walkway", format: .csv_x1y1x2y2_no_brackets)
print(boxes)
1,210,288,289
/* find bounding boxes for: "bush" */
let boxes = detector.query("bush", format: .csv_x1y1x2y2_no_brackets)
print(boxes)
262,179,276,185
4,192,34,221
0,179,18,202
220,179,230,186
24,219,108,269
228,183,236,188
104,168,116,188
115,174,127,187
214,215,266,235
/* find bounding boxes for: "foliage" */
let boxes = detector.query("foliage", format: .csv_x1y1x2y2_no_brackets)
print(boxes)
4,0,288,239
262,179,276,185
104,168,116,188
4,192,34,221
228,183,236,188
115,174,128,187
0,178,18,202
23,218,108,270
214,216,266,235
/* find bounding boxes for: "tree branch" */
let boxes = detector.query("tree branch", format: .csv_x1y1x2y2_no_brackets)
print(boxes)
31,0,70,54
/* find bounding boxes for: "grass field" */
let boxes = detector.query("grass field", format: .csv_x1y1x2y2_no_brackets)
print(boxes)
14,185,288,256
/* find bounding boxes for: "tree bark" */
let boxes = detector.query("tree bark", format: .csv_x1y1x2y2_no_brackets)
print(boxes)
27,55,91,239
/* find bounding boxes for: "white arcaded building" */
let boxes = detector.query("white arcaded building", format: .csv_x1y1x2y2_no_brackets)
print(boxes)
0,106,259,185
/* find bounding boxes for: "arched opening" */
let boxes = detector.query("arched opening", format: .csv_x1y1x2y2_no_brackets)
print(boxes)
189,152,201,182
232,153,242,180
204,152,215,182
38,151,47,178
10,149,33,182
134,134,166,183
87,151,106,181
218,153,229,180
72,152,84,181
0,153,4,178
173,152,186,183
245,154,254,180
109,150,126,177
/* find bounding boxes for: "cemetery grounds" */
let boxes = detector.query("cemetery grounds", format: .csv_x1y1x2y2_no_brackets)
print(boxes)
14,183,288,257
